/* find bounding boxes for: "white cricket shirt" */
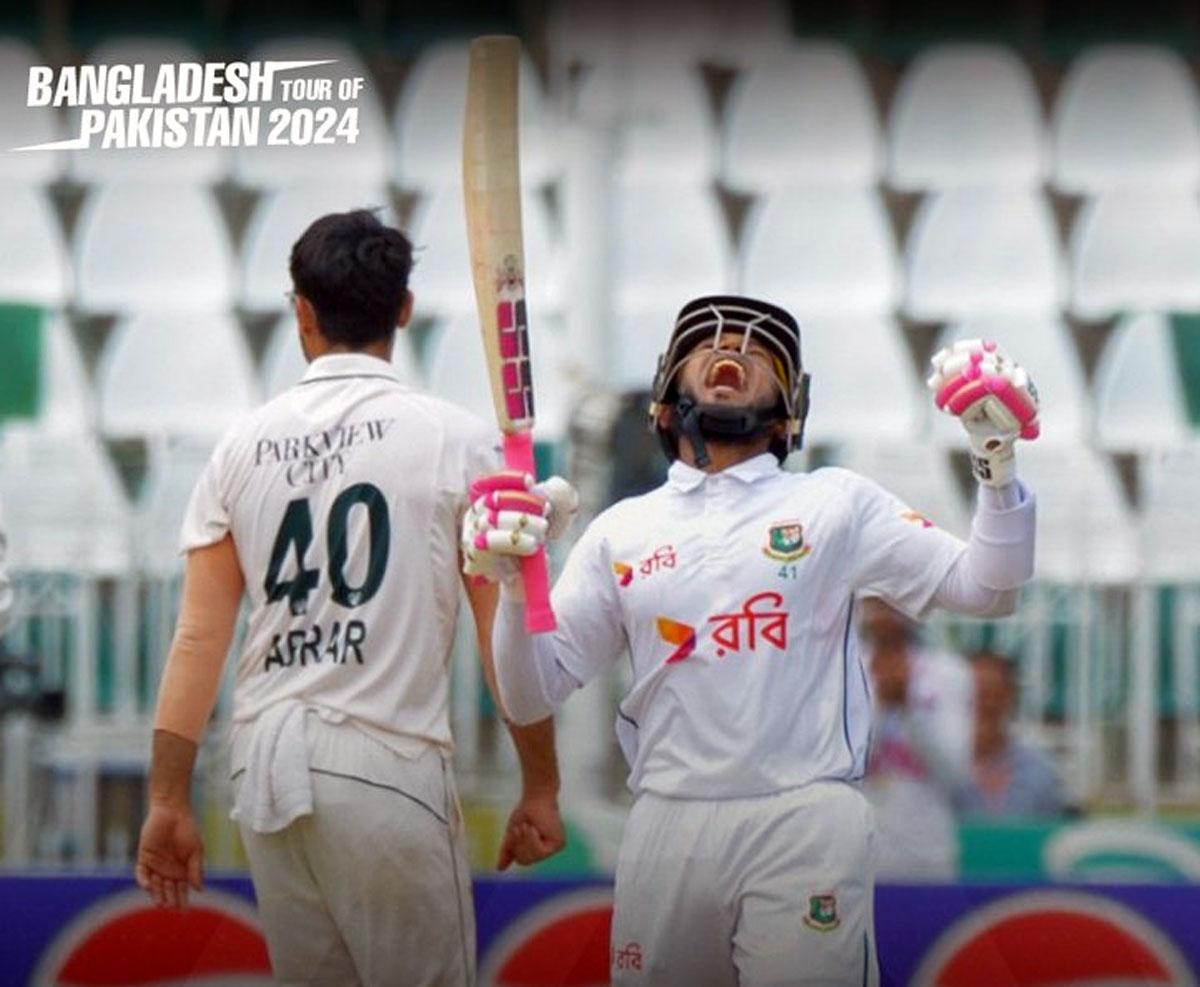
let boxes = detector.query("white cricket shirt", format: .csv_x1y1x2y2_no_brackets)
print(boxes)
181,352,498,754
545,453,966,798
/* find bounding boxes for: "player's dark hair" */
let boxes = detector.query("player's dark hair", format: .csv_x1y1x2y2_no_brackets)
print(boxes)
289,209,414,347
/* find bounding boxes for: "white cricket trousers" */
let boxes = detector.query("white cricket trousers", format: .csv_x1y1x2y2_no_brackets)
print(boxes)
234,715,475,986
611,779,878,987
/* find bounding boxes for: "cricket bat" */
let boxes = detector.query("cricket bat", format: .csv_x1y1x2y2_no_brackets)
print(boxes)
463,35,556,633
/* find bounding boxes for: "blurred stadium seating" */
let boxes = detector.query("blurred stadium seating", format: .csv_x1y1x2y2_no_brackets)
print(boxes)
2,0,1200,872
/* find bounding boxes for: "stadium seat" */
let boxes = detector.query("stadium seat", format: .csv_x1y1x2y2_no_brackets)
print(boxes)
1016,444,1138,584
73,184,234,312
929,316,1089,448
0,37,66,183
424,310,572,442
1141,447,1200,581
70,37,228,184
393,41,559,192
0,429,132,575
136,435,216,576
1093,311,1193,451
798,315,922,446
574,61,718,184
1052,45,1200,193
260,312,422,398
832,441,970,536
722,43,882,192
903,189,1063,321
96,311,258,439
610,184,731,312
888,44,1046,190
739,187,898,316
1068,192,1200,319
409,183,562,321
231,38,390,189
240,183,394,311
0,187,70,307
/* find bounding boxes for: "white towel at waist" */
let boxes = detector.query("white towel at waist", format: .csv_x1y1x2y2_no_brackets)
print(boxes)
230,700,345,835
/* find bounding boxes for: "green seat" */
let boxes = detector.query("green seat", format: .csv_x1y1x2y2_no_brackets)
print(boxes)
0,303,45,422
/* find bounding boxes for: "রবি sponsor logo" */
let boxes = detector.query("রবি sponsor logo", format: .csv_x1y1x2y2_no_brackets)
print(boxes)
30,886,272,987
912,889,1196,987
478,887,615,987
657,591,791,665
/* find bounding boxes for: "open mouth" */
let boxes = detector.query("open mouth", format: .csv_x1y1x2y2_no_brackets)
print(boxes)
706,358,745,390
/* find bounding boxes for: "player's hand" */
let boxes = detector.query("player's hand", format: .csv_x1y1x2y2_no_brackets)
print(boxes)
135,801,205,909
927,339,1040,487
497,792,567,871
461,470,579,587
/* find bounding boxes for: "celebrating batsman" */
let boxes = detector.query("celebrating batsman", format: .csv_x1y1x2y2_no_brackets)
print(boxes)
136,209,564,986
464,295,1039,986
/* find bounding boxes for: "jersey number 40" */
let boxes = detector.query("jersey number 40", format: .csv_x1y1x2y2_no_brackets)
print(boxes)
263,482,390,616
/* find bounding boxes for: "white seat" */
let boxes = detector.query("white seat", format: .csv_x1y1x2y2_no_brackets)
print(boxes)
930,316,1089,448
611,184,731,311
888,44,1045,191
0,429,131,575
34,314,92,434
903,189,1063,321
0,187,70,306
70,38,228,184
74,184,233,312
239,183,394,311
1068,192,1200,319
832,441,971,536
1017,445,1139,584
260,313,422,399
739,188,898,316
96,311,258,439
574,61,717,184
425,310,572,442
799,315,922,445
232,39,390,189
393,41,558,192
136,435,216,575
1053,45,1200,193
409,183,562,320
723,43,882,191
1093,312,1192,452
1142,447,1200,581
0,37,66,182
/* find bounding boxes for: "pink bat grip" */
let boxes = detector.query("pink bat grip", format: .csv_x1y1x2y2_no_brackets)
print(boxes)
503,431,556,633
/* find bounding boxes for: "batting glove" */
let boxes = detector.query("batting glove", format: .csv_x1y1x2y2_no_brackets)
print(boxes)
927,339,1040,487
461,470,579,587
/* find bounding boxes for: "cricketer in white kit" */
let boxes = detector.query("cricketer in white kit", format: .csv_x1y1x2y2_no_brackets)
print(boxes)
464,295,1040,986
136,210,564,987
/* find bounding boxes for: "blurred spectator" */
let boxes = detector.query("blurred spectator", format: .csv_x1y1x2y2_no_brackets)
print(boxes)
862,598,972,880
0,496,12,635
955,650,1071,818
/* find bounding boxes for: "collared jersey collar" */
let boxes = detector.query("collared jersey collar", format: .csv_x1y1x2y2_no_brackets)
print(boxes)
300,352,401,385
667,452,781,492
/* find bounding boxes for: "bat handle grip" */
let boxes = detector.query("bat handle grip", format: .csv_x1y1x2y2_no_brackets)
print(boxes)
503,431,557,634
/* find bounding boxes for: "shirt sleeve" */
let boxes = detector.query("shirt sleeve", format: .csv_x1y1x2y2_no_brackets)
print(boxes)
493,518,628,723
848,472,966,620
179,431,238,553
439,409,502,520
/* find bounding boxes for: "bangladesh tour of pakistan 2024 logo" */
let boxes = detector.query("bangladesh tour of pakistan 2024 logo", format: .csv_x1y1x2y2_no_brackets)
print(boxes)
763,519,811,562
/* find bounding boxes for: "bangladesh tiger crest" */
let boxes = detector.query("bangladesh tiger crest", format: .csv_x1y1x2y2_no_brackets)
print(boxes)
803,893,840,932
763,519,811,562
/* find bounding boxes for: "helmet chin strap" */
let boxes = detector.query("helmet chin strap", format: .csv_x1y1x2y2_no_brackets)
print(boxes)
671,391,780,469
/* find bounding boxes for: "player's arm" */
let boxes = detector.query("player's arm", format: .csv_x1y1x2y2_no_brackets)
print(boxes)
463,573,565,869
462,472,626,725
136,535,244,908
927,339,1039,617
